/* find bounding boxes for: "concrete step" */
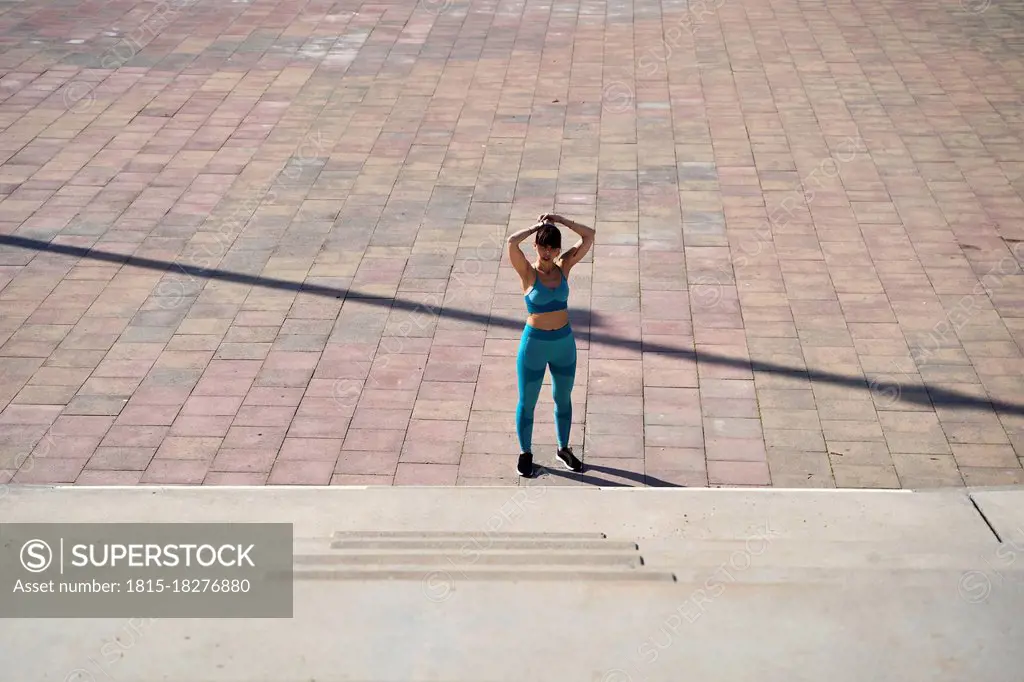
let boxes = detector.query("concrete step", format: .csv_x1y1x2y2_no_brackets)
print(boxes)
323,532,638,551
294,549,645,568
328,530,611,539
290,565,679,582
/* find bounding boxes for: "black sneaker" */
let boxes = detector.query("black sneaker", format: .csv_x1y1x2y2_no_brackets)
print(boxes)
556,446,583,472
516,452,534,477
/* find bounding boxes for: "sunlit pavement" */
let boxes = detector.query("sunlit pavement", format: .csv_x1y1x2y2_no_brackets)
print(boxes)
0,0,1023,488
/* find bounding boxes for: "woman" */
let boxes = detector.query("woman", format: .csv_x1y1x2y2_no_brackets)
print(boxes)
505,213,596,477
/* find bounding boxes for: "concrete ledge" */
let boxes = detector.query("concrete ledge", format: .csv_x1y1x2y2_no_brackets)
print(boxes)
3,485,1024,681
1,484,1014,547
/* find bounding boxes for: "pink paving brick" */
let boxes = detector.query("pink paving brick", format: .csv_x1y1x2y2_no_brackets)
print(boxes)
32,435,101,459
358,388,419,410
49,415,115,437
232,406,297,427
181,395,244,416
341,428,406,453
295,397,356,420
115,404,181,426
85,447,156,471
394,463,460,486
140,460,210,484
278,438,343,461
644,447,707,471
154,437,222,460
406,419,468,442
399,441,463,465
99,425,169,448
13,458,87,483
244,387,306,407
449,454,508,479
583,434,645,459
707,461,773,487
267,460,335,485
335,451,400,476
203,472,272,485
76,470,145,485
0,404,63,424
330,474,395,486
209,449,279,473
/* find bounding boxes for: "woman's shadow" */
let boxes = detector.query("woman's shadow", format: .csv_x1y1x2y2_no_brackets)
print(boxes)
533,462,683,488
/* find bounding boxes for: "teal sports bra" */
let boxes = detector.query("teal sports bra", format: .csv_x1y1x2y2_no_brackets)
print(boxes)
525,266,569,314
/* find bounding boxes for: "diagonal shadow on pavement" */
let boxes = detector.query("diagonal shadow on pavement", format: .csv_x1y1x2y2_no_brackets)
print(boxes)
3,233,1022,417
534,464,684,488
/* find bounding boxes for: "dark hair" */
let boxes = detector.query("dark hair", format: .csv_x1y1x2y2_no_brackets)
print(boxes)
535,222,561,249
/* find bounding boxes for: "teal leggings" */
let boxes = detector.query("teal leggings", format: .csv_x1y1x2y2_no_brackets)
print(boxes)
516,323,577,453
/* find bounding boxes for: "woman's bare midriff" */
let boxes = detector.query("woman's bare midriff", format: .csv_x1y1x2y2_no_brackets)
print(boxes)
526,309,569,331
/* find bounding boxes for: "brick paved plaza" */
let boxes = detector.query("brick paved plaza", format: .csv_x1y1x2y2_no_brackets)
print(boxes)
0,0,1022,488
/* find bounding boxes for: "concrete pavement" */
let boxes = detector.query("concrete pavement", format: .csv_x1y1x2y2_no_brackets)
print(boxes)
0,0,1023,487
2,484,1023,680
